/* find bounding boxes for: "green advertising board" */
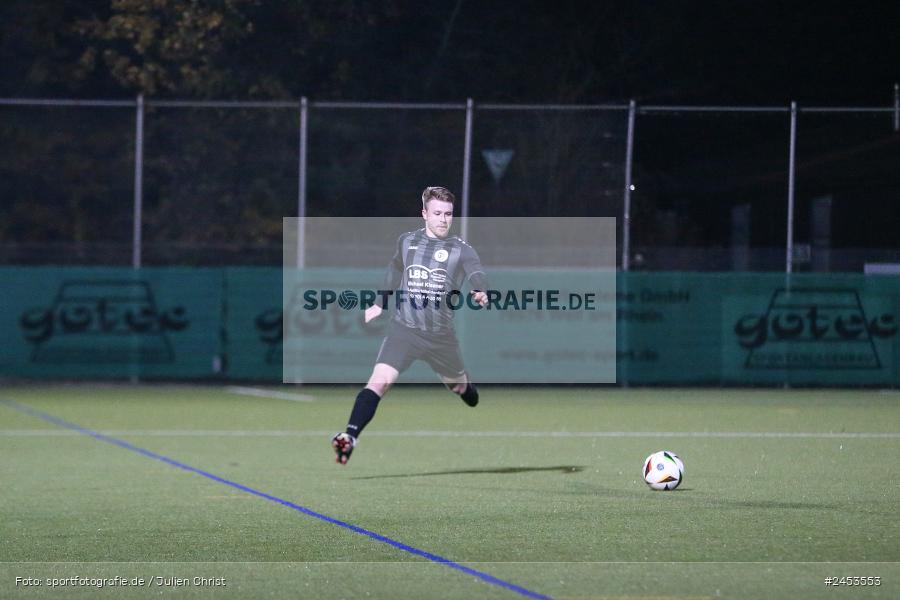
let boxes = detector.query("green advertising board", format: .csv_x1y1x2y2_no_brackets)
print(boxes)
222,267,282,381
275,267,615,383
617,272,899,385
0,267,223,379
1,268,898,385
278,267,440,383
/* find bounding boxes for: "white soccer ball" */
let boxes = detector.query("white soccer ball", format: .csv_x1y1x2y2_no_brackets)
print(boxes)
642,450,684,490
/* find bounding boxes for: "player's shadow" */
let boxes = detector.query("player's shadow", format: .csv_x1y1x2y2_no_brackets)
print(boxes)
350,465,585,480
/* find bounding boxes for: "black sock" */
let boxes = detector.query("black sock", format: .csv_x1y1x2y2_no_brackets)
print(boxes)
346,388,381,437
460,382,479,407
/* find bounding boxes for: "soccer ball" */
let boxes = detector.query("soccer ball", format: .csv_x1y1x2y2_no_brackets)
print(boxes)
642,450,684,490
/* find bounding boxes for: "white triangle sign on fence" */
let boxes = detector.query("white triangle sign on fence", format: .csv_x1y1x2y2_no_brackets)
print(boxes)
481,149,514,183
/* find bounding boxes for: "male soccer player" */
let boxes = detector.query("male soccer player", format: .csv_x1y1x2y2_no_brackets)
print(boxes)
332,186,488,464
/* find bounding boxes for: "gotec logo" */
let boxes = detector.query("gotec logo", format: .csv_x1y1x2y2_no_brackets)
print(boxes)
254,304,382,366
406,265,448,284
264,284,384,352
734,288,896,370
18,280,189,364
254,308,284,365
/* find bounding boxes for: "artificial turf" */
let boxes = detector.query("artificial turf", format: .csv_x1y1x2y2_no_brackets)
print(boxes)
1,385,897,599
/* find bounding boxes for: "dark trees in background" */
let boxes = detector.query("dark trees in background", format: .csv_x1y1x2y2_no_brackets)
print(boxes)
1,1,897,262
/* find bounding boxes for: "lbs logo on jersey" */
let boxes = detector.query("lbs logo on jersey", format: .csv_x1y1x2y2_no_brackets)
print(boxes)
406,265,448,284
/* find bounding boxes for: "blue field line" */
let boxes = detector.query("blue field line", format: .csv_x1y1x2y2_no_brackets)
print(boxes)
0,399,553,600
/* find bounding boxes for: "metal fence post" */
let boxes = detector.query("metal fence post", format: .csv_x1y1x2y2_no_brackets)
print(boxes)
461,98,474,241
620,100,638,388
894,83,899,131
622,100,636,271
297,96,308,268
132,94,144,269
786,101,797,274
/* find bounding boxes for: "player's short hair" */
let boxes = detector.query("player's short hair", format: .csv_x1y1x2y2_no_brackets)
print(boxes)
422,186,455,210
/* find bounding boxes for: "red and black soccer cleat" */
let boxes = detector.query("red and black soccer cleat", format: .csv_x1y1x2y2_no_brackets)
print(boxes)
331,432,357,465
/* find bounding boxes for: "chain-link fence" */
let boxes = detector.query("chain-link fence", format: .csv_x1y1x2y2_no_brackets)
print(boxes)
2,95,898,271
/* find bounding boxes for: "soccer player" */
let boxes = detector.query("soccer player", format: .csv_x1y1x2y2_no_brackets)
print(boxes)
332,186,488,464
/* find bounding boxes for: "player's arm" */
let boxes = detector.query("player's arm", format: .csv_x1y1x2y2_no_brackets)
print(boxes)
366,234,405,323
461,245,489,307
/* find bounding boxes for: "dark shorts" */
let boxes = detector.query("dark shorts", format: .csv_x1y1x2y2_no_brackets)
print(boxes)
375,324,466,378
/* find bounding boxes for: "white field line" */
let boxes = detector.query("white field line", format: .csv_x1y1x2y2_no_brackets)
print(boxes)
224,386,314,402
3,560,898,565
1,430,898,439
0,560,900,564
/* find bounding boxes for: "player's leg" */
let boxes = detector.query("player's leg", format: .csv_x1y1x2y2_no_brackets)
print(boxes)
333,329,417,465
440,373,467,394
439,372,479,406
348,363,399,438
332,363,400,465
425,338,479,407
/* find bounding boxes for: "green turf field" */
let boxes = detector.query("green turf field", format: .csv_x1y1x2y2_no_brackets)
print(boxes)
1,385,898,599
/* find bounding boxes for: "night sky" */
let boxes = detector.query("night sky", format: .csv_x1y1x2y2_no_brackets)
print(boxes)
307,1,900,106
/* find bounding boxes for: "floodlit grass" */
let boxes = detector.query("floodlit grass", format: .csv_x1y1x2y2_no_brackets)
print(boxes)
1,385,898,599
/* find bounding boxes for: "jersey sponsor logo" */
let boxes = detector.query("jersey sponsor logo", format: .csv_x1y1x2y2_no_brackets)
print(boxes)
433,249,449,262
406,265,448,284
